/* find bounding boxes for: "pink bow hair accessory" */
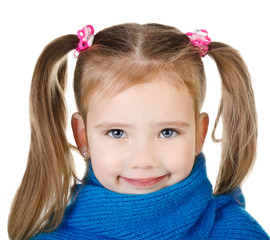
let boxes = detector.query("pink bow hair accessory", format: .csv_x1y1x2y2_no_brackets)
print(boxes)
74,25,95,58
186,29,211,57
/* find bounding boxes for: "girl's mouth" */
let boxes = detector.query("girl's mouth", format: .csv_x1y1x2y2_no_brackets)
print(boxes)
120,175,168,187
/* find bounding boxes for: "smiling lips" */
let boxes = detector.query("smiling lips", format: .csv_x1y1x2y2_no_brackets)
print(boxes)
121,175,167,187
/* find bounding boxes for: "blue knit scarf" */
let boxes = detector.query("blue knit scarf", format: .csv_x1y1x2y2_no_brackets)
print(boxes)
32,153,269,240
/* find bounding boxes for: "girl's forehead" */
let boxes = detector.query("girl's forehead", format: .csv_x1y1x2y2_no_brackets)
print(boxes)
86,78,195,123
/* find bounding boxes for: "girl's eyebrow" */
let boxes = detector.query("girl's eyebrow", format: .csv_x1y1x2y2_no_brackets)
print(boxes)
94,121,190,129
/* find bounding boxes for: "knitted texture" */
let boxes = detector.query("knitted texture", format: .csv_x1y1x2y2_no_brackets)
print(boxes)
32,153,269,240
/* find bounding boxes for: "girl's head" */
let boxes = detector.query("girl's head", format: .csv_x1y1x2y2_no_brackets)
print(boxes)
71,24,209,194
73,76,208,194
8,23,257,240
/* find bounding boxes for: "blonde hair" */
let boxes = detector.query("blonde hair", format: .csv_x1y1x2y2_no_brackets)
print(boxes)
8,23,257,240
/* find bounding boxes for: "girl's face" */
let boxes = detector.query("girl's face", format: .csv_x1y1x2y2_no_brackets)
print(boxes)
73,76,208,194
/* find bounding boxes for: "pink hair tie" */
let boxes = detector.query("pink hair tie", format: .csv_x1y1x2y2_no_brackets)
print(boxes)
74,25,95,58
186,29,211,57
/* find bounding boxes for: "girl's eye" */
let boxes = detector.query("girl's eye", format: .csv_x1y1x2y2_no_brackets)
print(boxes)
107,129,126,139
160,129,178,138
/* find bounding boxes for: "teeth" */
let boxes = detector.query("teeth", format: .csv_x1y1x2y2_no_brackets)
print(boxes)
121,175,167,187
135,178,159,182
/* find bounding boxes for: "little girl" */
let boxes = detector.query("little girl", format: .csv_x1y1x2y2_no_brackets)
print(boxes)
8,23,269,240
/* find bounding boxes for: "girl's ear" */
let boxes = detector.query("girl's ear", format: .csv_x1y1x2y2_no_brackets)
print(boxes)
197,112,209,152
71,112,88,155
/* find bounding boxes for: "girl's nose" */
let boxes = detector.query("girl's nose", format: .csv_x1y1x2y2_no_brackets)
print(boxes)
129,143,160,169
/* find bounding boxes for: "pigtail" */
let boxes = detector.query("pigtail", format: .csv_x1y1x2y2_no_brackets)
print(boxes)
8,35,79,240
208,42,257,195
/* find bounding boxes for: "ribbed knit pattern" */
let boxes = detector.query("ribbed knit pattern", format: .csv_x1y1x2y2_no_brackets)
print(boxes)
32,153,269,240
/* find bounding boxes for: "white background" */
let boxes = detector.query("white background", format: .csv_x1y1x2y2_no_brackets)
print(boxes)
0,0,269,239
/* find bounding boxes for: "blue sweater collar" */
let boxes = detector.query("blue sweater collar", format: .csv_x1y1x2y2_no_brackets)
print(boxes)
57,153,215,239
